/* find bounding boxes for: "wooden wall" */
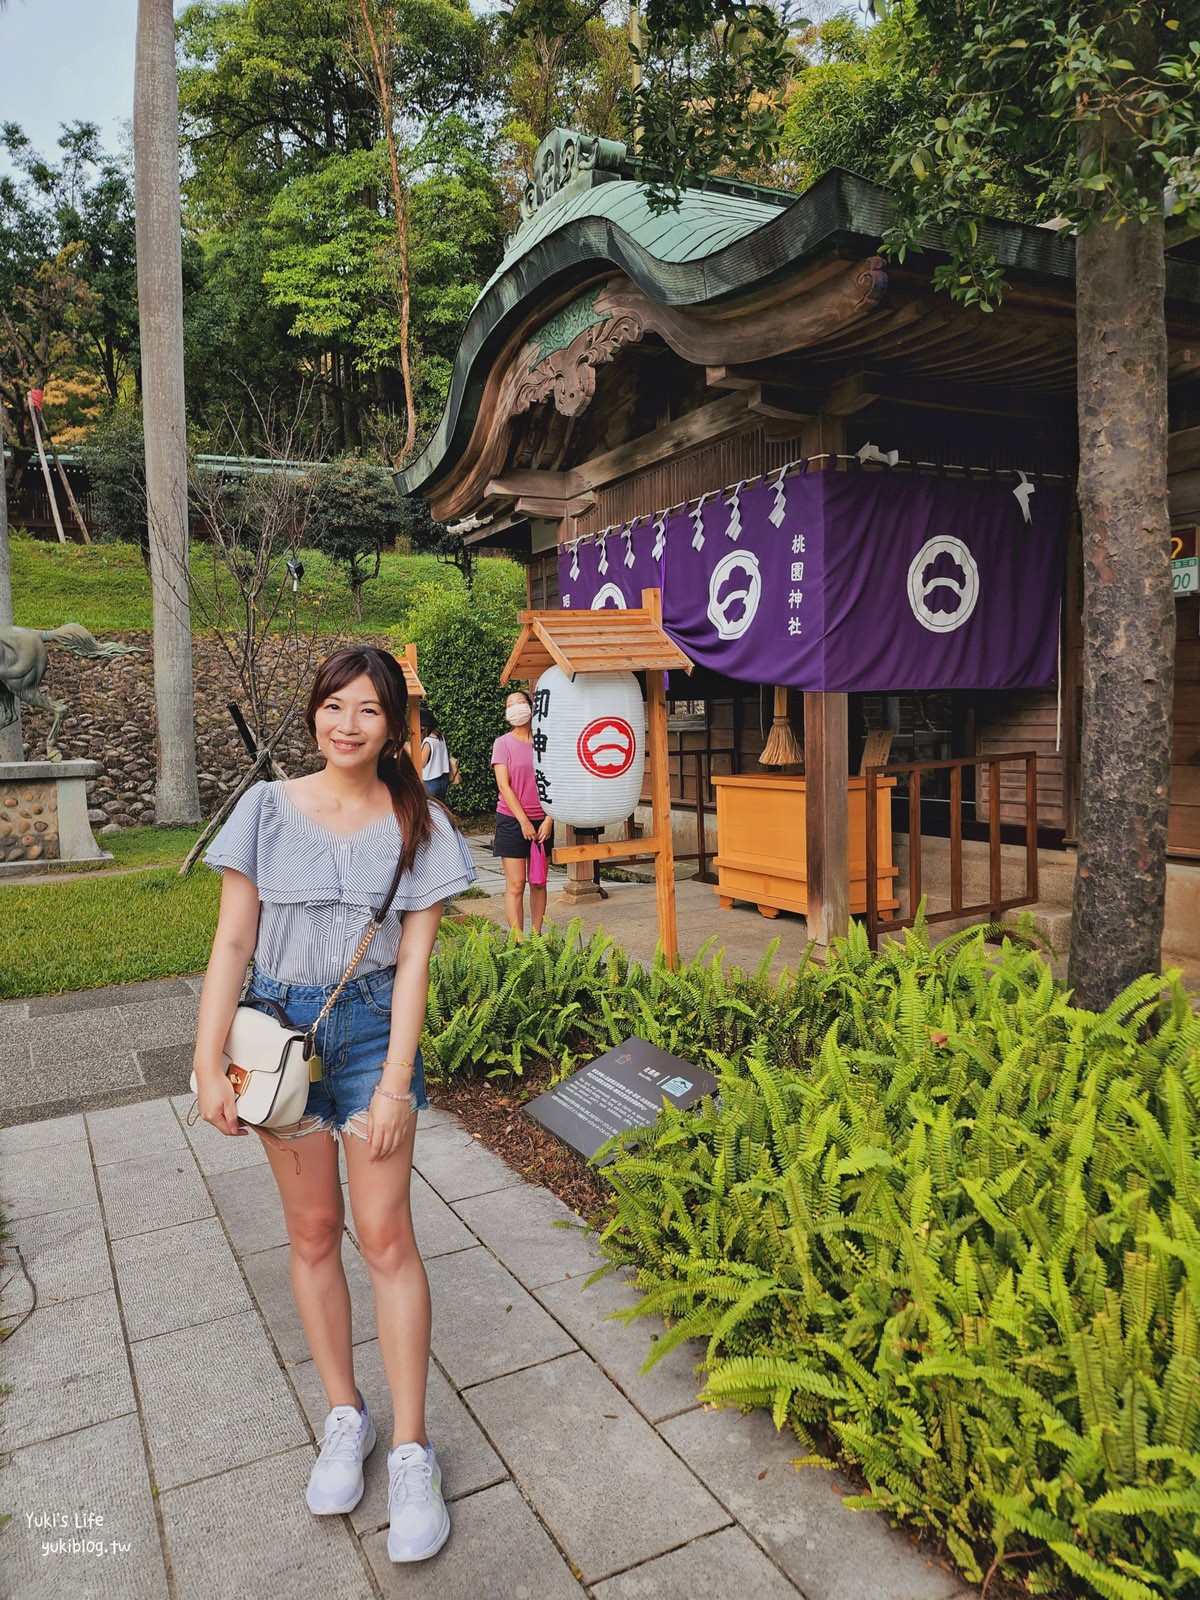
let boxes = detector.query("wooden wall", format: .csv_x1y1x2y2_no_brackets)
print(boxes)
1171,588,1200,858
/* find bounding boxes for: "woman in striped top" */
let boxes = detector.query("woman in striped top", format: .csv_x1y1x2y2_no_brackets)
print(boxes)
192,646,474,1564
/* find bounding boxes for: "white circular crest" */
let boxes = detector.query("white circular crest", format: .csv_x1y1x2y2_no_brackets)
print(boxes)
707,550,762,640
591,583,627,610
907,537,980,634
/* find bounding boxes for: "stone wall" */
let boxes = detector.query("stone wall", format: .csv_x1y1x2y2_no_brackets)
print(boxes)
11,634,350,829
0,778,60,862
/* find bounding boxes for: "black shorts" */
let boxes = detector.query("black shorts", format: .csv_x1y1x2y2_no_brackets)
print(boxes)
492,813,552,859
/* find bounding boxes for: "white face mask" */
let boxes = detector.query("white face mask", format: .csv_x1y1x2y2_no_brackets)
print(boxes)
505,703,532,726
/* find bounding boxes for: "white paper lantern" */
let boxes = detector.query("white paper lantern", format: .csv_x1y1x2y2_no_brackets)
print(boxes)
531,666,645,828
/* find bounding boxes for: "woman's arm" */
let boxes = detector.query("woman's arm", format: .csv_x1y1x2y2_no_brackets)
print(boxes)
494,763,536,839
192,869,260,1136
420,738,431,773
368,902,443,1162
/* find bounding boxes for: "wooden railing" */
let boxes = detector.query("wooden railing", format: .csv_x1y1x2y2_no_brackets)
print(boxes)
863,752,1039,950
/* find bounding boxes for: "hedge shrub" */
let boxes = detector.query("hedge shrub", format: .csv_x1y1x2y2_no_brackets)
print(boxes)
390,559,525,816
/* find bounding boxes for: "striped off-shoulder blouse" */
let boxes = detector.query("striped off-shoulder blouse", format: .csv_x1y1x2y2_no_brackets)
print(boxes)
204,781,476,984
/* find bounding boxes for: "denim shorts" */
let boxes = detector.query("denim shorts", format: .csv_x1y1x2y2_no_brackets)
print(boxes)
244,966,429,1140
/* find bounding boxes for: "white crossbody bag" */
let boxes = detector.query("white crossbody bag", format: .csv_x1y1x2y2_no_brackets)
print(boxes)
190,856,407,1131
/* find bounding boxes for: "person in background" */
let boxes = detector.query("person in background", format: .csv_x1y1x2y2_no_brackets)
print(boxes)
491,688,552,936
417,708,453,802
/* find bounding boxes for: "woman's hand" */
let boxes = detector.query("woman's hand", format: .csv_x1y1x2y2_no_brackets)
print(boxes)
366,1089,414,1162
519,816,537,841
195,1069,246,1137
535,817,553,844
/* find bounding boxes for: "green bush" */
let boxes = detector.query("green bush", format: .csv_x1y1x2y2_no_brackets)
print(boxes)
590,922,1200,1600
391,559,525,816
304,456,406,620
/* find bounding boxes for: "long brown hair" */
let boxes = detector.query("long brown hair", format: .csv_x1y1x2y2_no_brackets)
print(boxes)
305,647,431,874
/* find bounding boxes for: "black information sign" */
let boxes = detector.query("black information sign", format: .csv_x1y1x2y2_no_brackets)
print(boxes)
525,1036,719,1162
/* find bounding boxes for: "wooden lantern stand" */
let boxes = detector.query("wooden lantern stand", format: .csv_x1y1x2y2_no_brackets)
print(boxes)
501,588,694,969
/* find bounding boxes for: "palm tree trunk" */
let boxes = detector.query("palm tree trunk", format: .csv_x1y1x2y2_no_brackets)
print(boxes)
0,362,22,761
134,0,200,822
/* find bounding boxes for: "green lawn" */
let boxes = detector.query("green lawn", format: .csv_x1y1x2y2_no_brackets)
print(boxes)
9,535,461,637
0,864,219,998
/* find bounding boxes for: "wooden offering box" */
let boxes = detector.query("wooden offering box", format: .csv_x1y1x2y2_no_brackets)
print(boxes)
711,774,898,919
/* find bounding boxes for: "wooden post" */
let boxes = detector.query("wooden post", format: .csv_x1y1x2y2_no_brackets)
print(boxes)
403,642,422,759
643,587,679,967
28,393,66,544
803,690,850,946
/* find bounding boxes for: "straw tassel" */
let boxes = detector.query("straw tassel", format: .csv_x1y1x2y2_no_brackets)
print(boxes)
759,686,804,766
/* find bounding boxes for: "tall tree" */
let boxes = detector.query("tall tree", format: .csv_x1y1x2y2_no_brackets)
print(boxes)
134,0,201,823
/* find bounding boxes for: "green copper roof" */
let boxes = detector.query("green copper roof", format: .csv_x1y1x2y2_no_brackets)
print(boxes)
478,175,789,300
397,131,1200,504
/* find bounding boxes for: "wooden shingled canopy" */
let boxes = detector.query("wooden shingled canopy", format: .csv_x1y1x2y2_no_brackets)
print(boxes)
500,593,693,682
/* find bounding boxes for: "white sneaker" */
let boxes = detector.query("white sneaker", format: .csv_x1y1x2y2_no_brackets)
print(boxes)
386,1441,450,1561
306,1393,376,1515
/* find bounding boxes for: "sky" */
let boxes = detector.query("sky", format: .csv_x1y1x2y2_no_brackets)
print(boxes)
0,0,147,164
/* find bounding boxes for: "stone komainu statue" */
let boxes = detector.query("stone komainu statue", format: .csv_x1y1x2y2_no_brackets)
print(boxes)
0,624,141,763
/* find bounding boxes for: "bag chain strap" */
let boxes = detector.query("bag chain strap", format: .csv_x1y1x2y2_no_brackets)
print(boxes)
300,853,408,1047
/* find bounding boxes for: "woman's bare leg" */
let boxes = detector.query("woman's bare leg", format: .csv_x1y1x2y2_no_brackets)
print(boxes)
261,1127,357,1408
529,879,548,933
342,1117,429,1446
502,856,528,934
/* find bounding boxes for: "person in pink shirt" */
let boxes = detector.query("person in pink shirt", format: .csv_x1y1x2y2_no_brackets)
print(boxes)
491,688,553,935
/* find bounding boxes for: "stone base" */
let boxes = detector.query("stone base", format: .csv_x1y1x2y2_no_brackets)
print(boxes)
0,760,109,871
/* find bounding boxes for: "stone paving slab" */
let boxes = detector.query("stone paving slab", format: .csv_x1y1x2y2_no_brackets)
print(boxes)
0,1136,98,1221
360,1480,586,1600
0,1112,87,1155
172,1093,267,1175
115,994,200,1049
0,1413,168,1600
534,1268,704,1426
0,1291,135,1451
86,1098,188,1166
111,1217,252,1342
135,1041,197,1095
159,1445,375,1600
452,1182,607,1289
425,1246,577,1390
243,1240,378,1363
658,1406,972,1600
26,1008,136,1067
4,1204,113,1307
131,1308,307,1491
210,1160,294,1256
414,1125,527,1203
291,1339,507,1535
466,1350,729,1583
3,1052,145,1108
96,1149,212,1238
592,1525,803,1599
409,1171,478,1260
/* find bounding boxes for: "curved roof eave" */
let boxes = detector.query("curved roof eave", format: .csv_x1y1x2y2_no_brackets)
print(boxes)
397,167,1096,502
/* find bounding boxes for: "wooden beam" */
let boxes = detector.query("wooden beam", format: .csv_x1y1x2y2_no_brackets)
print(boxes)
486,469,580,501
643,587,679,969
1170,425,1200,476
554,835,664,864
803,690,850,947
572,391,756,495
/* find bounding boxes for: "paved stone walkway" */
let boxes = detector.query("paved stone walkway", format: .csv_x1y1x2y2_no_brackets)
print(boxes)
0,1088,978,1600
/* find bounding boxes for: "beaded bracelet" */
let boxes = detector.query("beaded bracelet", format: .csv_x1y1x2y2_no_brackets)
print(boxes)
373,1086,417,1111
